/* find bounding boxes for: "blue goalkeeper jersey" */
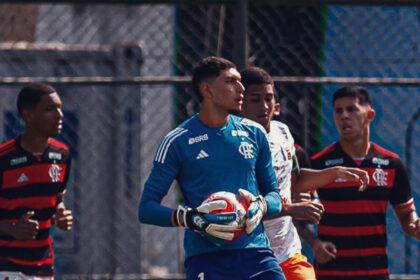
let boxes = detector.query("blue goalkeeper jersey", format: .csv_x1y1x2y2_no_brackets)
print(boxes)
139,114,280,260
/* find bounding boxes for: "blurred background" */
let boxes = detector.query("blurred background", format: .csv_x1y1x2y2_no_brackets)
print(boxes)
0,0,419,279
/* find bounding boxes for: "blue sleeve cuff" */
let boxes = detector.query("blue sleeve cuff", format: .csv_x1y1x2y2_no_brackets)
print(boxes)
138,199,174,227
263,191,282,217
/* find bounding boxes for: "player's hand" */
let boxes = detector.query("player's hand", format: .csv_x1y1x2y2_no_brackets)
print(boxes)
335,166,369,191
408,218,420,239
173,201,238,241
284,201,324,224
53,206,73,231
238,188,267,234
10,211,39,240
313,238,337,264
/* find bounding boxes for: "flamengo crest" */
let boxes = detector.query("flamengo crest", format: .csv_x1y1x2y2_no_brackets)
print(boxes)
372,167,388,187
49,164,62,182
239,141,254,159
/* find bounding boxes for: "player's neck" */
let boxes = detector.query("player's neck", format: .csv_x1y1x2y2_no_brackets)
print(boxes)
20,130,49,154
340,137,370,158
199,105,229,128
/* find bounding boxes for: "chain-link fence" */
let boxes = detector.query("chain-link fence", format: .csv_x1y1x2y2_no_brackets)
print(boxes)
0,1,419,279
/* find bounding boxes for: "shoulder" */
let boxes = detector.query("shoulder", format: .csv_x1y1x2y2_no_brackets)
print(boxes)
370,142,400,159
270,120,289,131
311,142,338,161
234,115,267,135
48,138,71,160
154,121,191,164
159,127,190,150
369,142,405,170
163,117,193,142
48,138,70,151
270,120,293,138
0,138,17,158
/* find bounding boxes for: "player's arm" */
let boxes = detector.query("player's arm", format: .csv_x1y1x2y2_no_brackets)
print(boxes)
267,179,324,224
138,138,182,227
394,201,420,239
138,179,177,227
53,199,73,231
391,158,420,239
295,222,337,264
0,212,39,240
53,154,73,231
138,145,238,242
253,131,282,218
268,200,324,224
239,129,282,234
291,166,369,193
139,175,239,242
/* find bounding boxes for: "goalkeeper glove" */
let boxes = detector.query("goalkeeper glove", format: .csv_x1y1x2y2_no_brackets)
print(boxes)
238,188,267,234
173,200,238,241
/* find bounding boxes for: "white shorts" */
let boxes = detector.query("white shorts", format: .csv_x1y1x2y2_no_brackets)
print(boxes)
0,272,53,280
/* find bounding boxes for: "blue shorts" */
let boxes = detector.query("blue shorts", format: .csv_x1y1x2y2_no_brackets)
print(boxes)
185,249,286,280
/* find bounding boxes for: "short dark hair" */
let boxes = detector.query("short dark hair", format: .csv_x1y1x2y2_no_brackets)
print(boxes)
192,56,236,102
17,83,57,115
240,66,278,102
333,86,372,106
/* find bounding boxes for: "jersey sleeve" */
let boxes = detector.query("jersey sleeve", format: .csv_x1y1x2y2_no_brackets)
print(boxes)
59,152,72,195
390,158,413,207
56,153,71,205
138,135,182,227
254,129,281,217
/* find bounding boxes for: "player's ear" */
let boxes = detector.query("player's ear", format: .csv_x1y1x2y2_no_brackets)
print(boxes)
367,108,375,121
274,103,281,116
21,109,33,124
199,81,213,100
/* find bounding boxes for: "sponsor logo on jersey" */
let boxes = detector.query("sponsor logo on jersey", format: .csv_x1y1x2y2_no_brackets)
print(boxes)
10,156,27,166
239,141,254,159
48,152,62,160
196,150,209,159
188,134,208,144
372,157,389,166
49,164,62,182
231,130,249,137
325,158,344,166
373,167,388,186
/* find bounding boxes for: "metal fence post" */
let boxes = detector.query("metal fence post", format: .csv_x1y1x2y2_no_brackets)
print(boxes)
233,0,248,70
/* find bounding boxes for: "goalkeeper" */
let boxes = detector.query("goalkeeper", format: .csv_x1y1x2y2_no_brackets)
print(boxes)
138,56,286,280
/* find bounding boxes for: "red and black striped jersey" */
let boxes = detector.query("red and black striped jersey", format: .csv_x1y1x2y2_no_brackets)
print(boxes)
0,136,71,277
311,142,412,280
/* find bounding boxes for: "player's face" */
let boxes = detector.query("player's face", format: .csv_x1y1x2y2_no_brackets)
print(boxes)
206,68,244,114
241,83,276,133
27,92,64,137
333,96,373,141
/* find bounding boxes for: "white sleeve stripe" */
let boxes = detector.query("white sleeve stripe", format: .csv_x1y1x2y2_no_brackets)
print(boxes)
393,197,414,209
155,128,185,161
155,128,188,164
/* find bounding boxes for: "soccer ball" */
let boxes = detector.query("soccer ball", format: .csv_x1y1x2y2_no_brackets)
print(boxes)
202,191,248,242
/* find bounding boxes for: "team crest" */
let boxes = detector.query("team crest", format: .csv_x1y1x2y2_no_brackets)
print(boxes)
238,141,254,159
49,164,62,182
372,167,388,187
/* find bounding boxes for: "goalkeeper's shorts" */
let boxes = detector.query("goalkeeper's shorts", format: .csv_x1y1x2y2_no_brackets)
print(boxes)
185,249,286,280
280,253,316,280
